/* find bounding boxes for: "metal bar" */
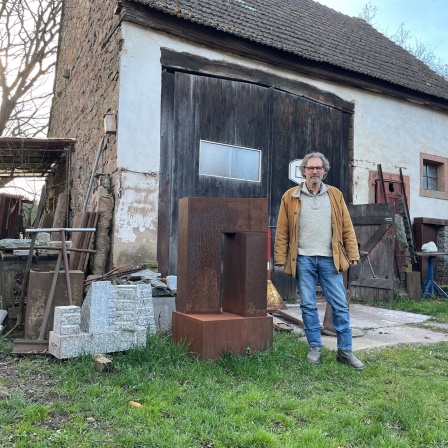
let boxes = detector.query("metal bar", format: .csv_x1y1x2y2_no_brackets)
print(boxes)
26,228,96,233
38,252,63,340
19,246,96,253
60,230,73,305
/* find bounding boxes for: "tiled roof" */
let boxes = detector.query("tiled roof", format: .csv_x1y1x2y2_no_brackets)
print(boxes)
129,0,448,101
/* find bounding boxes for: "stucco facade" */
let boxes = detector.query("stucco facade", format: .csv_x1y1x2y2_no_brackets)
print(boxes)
116,22,448,264
50,1,448,270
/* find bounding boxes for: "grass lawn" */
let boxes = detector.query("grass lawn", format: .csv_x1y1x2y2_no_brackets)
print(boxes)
1,297,447,448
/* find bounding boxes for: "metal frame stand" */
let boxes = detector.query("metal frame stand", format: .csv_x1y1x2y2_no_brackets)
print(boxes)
422,256,448,300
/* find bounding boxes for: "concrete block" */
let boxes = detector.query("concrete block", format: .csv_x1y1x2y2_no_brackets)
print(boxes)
53,306,81,335
13,249,35,257
49,331,93,359
36,232,51,246
94,354,113,372
81,281,111,333
0,309,8,325
153,297,176,332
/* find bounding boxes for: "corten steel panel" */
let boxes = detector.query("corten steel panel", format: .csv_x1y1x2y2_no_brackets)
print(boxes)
222,232,267,317
24,270,84,339
172,311,273,360
177,197,268,314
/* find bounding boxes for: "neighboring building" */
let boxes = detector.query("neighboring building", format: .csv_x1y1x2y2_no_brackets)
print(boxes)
49,0,448,292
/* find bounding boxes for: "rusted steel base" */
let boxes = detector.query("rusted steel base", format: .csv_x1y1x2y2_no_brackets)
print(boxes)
172,311,273,360
11,340,49,355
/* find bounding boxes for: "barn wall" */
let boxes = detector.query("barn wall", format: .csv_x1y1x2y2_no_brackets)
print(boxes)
118,22,448,269
49,0,120,268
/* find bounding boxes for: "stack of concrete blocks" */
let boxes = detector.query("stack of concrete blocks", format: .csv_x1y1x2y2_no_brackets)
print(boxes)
49,281,156,359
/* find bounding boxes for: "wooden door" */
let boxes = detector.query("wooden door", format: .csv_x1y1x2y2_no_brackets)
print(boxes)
269,90,350,301
159,72,271,275
348,203,395,302
159,70,351,288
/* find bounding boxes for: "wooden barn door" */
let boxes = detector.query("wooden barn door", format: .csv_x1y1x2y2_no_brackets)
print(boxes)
159,72,271,275
160,70,351,292
269,90,350,301
348,203,395,302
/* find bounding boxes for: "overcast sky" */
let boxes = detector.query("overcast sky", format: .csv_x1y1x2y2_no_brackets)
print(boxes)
316,0,448,62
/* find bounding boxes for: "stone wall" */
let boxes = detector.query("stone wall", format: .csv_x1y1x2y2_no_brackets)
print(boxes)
49,0,121,265
437,226,448,285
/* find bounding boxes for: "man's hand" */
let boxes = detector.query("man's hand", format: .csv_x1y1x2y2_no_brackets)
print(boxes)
349,260,358,267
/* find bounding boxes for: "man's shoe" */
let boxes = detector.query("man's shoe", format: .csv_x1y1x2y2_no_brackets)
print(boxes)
337,350,365,370
306,346,322,365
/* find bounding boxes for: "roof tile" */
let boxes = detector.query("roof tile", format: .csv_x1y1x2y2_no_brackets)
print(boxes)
130,0,448,100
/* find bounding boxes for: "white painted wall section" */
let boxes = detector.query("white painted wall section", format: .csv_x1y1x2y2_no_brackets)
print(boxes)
114,21,448,265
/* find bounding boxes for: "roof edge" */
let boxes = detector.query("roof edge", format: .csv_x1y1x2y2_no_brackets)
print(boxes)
117,1,448,113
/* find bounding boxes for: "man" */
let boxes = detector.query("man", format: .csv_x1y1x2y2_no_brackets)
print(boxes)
274,152,364,370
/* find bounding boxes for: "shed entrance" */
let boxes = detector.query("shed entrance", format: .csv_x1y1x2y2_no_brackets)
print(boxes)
159,70,351,301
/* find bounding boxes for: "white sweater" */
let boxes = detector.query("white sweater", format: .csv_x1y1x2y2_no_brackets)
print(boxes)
298,183,333,257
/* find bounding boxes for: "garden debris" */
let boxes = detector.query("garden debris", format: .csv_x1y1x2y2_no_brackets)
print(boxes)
94,354,113,372
271,314,293,332
129,401,142,408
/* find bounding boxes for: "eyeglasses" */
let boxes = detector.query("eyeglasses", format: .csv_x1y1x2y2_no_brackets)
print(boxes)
305,166,324,172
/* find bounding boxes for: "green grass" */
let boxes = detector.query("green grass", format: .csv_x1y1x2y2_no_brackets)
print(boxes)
1,326,448,447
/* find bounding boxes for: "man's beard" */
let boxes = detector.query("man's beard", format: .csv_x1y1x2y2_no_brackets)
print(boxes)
310,177,321,185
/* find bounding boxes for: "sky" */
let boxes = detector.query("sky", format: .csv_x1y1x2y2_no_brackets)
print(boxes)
316,0,448,62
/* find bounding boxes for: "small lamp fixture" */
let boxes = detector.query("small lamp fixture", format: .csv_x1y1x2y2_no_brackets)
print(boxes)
103,112,117,134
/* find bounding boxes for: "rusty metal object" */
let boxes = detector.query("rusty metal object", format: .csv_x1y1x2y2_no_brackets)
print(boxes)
24,270,84,339
11,340,49,355
39,252,63,340
59,230,72,305
176,197,268,314
172,311,273,360
174,198,271,360
222,232,267,317
275,309,304,326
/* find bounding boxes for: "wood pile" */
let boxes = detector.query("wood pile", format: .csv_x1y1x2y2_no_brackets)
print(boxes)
69,211,98,271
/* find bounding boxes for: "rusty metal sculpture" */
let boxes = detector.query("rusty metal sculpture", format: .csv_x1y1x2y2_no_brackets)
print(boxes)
172,197,272,359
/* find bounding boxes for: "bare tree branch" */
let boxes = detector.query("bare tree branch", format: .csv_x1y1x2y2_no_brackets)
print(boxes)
359,2,448,80
0,0,62,137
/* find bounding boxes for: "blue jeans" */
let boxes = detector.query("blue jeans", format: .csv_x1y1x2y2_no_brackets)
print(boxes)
296,256,352,350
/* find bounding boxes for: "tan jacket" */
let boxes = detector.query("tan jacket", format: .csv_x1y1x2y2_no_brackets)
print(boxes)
274,183,359,277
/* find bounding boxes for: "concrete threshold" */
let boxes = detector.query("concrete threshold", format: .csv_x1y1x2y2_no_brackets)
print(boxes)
283,303,448,351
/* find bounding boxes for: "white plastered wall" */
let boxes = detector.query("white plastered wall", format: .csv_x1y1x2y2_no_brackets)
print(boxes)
115,21,448,266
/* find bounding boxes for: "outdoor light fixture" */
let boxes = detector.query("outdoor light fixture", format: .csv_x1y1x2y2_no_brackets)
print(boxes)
103,112,117,134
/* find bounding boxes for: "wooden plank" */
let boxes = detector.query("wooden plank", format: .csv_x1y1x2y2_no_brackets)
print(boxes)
351,216,393,226
81,213,98,272
350,278,393,289
362,223,392,253
69,212,88,270
0,271,14,311
406,271,422,302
